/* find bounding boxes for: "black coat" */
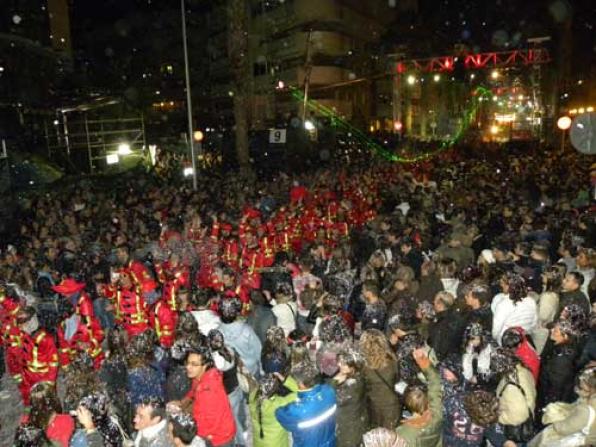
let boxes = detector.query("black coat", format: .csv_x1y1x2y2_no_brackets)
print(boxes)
538,339,580,409
428,308,466,361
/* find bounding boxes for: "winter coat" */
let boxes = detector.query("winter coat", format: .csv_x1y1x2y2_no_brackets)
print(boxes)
491,293,538,345
578,328,596,369
246,304,277,345
219,320,262,376
528,395,596,447
165,363,191,401
362,363,402,429
538,339,581,409
428,307,466,361
248,377,299,447
127,365,165,407
185,368,236,447
275,383,337,447
416,274,443,303
395,364,443,447
333,375,369,447
496,364,537,426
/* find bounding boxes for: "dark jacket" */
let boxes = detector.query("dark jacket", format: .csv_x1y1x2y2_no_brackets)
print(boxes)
362,363,402,429
333,375,369,447
246,304,277,345
538,339,581,409
127,365,165,407
428,308,466,361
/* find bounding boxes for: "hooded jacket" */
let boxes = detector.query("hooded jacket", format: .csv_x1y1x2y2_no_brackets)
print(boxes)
275,383,337,447
219,320,262,376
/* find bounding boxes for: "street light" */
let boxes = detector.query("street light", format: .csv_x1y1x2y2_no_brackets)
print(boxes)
407,75,416,85
181,0,198,191
304,120,315,131
433,74,440,82
557,116,572,152
491,70,499,80
106,154,119,165
117,143,132,155
490,125,500,135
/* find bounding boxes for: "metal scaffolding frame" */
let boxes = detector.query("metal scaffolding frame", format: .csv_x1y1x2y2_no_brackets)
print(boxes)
44,98,146,174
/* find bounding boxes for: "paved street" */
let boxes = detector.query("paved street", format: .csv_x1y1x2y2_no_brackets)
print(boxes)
0,374,23,446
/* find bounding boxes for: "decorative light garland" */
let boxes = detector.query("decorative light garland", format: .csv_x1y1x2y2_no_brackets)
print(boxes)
290,85,492,163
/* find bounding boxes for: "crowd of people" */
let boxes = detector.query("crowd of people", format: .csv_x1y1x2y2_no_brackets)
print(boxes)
0,144,595,447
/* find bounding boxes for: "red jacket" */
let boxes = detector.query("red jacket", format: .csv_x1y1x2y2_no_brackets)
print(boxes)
57,315,104,369
150,300,178,348
186,368,236,446
102,284,150,337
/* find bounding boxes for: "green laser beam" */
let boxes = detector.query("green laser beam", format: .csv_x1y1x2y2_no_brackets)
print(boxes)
290,86,492,163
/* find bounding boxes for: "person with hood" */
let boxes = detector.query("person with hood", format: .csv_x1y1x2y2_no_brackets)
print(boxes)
359,328,402,429
529,366,596,447
52,278,104,369
74,392,124,447
275,360,337,447
247,373,299,447
332,347,369,447
217,297,262,377
395,349,443,447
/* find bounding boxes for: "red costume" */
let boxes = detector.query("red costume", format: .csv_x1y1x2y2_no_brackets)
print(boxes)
52,279,104,368
101,280,150,337
149,300,178,348
17,328,59,406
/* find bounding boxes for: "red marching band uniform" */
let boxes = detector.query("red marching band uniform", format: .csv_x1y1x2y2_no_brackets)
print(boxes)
52,279,104,369
100,270,150,338
152,259,190,348
1,289,23,390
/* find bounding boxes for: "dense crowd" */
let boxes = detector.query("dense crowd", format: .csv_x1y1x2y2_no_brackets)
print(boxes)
0,145,595,447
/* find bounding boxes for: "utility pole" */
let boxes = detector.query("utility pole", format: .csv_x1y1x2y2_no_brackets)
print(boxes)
181,0,198,190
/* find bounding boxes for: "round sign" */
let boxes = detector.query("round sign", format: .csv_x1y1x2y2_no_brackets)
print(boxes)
570,112,596,155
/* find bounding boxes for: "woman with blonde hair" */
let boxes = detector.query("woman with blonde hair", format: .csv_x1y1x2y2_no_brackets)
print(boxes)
359,329,401,429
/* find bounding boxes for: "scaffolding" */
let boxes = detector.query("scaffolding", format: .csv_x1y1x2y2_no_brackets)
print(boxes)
44,98,147,174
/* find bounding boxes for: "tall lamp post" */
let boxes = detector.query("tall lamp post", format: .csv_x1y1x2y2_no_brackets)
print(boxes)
181,0,198,190
557,115,572,153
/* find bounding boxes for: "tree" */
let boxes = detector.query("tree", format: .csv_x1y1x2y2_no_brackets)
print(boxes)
226,0,250,171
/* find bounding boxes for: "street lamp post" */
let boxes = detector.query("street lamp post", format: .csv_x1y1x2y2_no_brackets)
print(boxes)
557,116,572,153
181,0,198,190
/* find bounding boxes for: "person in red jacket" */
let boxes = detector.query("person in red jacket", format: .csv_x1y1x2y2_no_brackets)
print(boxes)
52,279,104,369
1,287,23,387
14,307,59,406
169,345,236,447
150,288,187,349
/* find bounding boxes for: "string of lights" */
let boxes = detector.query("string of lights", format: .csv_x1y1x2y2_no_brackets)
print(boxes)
289,85,492,163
